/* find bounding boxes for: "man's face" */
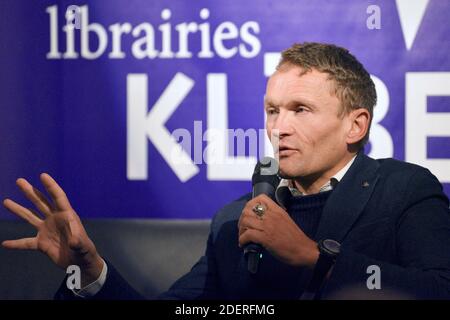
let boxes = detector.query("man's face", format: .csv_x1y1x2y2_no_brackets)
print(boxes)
265,64,352,180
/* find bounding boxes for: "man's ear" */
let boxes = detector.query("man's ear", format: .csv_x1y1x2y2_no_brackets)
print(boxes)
346,108,370,145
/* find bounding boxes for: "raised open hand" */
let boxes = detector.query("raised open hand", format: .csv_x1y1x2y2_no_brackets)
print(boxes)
2,173,103,284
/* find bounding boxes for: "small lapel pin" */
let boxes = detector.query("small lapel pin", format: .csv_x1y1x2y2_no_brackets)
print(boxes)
362,181,370,188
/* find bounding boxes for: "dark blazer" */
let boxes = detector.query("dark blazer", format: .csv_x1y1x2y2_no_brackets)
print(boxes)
55,153,450,299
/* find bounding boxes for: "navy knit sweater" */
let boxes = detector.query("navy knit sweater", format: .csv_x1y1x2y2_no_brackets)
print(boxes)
287,190,334,241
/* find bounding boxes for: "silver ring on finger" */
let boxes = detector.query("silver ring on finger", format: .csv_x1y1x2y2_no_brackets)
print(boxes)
252,203,266,219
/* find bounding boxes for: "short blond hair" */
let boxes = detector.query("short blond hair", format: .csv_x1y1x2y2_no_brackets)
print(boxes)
278,42,377,148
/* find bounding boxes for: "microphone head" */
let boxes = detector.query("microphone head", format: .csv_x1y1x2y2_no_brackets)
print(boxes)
252,157,280,187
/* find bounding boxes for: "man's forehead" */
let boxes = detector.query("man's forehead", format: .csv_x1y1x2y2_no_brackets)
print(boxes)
266,66,336,100
270,64,330,81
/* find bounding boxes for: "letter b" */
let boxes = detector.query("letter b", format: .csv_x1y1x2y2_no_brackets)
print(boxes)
79,6,107,59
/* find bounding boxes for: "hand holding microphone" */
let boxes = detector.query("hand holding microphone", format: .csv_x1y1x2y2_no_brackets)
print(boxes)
241,157,280,274
238,157,320,273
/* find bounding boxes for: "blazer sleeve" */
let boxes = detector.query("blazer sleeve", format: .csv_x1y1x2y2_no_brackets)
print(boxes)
54,216,221,300
322,168,450,299
54,260,145,300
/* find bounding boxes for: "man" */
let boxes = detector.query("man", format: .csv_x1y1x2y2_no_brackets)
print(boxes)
3,43,450,299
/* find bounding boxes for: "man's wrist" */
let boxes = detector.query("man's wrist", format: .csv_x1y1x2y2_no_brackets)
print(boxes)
305,242,320,269
81,254,104,287
294,240,320,269
73,258,108,298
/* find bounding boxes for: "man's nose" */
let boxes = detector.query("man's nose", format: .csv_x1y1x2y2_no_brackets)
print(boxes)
271,111,294,138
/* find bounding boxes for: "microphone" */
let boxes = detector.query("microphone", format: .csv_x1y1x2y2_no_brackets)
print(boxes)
244,157,280,274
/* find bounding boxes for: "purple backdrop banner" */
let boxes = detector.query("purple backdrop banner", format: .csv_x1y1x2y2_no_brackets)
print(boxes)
0,0,449,219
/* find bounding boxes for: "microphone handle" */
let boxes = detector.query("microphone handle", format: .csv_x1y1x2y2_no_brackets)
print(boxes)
252,182,276,199
244,182,276,274
244,244,261,274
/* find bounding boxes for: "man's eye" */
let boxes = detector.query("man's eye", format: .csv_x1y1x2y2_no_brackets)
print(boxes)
295,107,307,113
267,109,277,115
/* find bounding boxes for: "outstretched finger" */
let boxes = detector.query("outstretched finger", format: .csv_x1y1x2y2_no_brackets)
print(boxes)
2,237,38,250
3,199,42,228
39,173,72,211
16,178,53,217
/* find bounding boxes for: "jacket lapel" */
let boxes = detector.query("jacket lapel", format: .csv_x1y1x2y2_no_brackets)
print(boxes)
315,152,380,242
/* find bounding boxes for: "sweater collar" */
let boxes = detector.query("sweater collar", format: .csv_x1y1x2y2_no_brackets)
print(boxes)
276,154,357,202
